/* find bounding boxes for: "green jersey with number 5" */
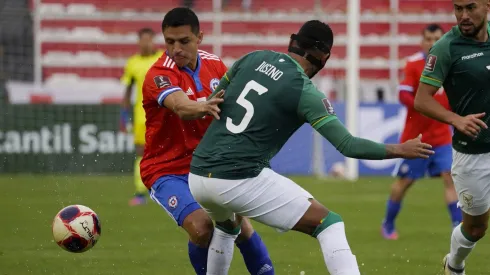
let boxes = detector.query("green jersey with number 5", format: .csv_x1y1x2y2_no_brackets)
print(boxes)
190,50,337,179
420,23,490,154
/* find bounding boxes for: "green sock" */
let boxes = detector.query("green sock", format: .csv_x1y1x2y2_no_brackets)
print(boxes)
312,211,343,238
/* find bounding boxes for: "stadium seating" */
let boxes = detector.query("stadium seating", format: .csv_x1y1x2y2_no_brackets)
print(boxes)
35,0,456,87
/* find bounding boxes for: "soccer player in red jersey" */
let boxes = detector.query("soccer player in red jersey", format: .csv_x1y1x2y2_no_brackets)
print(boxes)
140,7,274,275
381,24,462,240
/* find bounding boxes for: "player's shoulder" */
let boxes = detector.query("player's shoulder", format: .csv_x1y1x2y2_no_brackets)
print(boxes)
406,52,425,63
430,26,459,52
198,49,221,62
144,55,180,84
125,53,142,67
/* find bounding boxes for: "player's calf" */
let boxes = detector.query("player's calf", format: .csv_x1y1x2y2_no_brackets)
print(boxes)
293,200,360,275
206,217,242,275
447,210,489,272
183,209,214,246
182,209,214,275
236,219,275,275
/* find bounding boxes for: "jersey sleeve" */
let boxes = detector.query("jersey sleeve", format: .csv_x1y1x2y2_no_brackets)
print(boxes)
399,61,418,93
420,39,452,88
297,79,337,130
143,68,182,106
121,58,135,87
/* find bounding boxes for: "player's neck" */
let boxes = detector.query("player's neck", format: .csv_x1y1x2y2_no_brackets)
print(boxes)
288,53,310,74
470,22,489,42
186,58,198,71
478,23,489,42
140,50,156,56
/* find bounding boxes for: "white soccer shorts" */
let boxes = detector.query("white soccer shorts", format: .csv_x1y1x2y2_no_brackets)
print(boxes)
451,149,490,216
189,168,313,232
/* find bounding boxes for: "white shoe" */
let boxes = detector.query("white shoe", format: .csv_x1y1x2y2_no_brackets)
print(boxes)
443,253,465,275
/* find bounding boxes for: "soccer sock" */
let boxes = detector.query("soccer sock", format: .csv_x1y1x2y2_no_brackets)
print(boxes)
313,211,360,275
207,225,239,275
383,199,401,232
236,231,274,275
134,156,146,195
449,224,477,270
447,201,463,228
188,241,208,275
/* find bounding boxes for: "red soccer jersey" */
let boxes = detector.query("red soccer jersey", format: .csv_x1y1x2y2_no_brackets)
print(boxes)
398,52,452,147
140,50,228,188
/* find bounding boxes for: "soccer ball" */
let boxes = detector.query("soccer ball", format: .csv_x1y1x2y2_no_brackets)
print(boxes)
52,205,101,253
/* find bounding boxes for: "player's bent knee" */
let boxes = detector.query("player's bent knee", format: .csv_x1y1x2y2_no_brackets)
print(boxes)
292,199,330,235
312,211,343,238
464,223,488,241
236,217,255,243
183,209,214,247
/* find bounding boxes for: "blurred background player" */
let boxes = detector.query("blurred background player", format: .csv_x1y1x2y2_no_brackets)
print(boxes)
120,28,163,206
140,7,274,275
381,24,462,240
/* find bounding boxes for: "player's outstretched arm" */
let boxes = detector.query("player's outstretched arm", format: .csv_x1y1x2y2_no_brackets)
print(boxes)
415,83,487,139
163,90,224,120
316,118,434,160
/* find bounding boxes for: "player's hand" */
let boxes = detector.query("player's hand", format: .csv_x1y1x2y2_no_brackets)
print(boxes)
119,108,132,132
396,134,434,159
201,90,225,120
452,112,488,140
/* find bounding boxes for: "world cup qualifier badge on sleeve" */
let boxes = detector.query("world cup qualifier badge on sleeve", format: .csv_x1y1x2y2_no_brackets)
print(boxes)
154,75,172,89
424,54,437,72
322,98,335,115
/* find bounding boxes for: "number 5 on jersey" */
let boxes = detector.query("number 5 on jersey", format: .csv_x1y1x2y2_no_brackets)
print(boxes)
226,80,268,134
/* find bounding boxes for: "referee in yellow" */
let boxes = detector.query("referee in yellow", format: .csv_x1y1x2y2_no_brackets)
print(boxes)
120,28,163,206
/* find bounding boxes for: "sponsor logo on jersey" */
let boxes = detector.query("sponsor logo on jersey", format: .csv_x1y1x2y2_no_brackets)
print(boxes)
153,75,172,89
210,78,220,92
461,52,484,60
168,195,178,208
322,98,335,115
424,54,437,72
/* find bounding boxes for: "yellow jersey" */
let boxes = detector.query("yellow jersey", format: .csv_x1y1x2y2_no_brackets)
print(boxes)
120,50,163,144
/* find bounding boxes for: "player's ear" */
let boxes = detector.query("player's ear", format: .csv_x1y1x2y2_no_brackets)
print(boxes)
197,31,204,45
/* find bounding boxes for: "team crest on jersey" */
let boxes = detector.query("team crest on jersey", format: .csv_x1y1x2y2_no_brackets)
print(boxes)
322,98,335,115
154,75,172,89
210,78,220,92
168,195,178,208
424,54,437,72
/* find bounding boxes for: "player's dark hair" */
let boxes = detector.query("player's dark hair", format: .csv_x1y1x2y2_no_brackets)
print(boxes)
138,28,155,37
161,7,200,35
288,20,333,73
294,20,334,53
423,24,444,34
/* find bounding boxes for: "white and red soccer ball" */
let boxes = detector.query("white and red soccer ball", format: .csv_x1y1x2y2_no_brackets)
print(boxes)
52,205,101,253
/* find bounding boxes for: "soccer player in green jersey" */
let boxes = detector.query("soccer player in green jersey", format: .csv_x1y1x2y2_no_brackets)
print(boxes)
188,20,434,274
414,1,490,274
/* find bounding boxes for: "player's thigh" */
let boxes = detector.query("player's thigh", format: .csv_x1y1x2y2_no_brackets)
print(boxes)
393,157,428,180
452,150,490,216
428,144,452,177
194,168,313,232
149,174,202,226
188,173,235,223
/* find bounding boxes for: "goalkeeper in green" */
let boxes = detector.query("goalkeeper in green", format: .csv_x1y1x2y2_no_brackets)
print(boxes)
189,20,434,274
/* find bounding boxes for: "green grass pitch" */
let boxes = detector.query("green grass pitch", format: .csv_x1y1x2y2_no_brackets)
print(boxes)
1,175,488,275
